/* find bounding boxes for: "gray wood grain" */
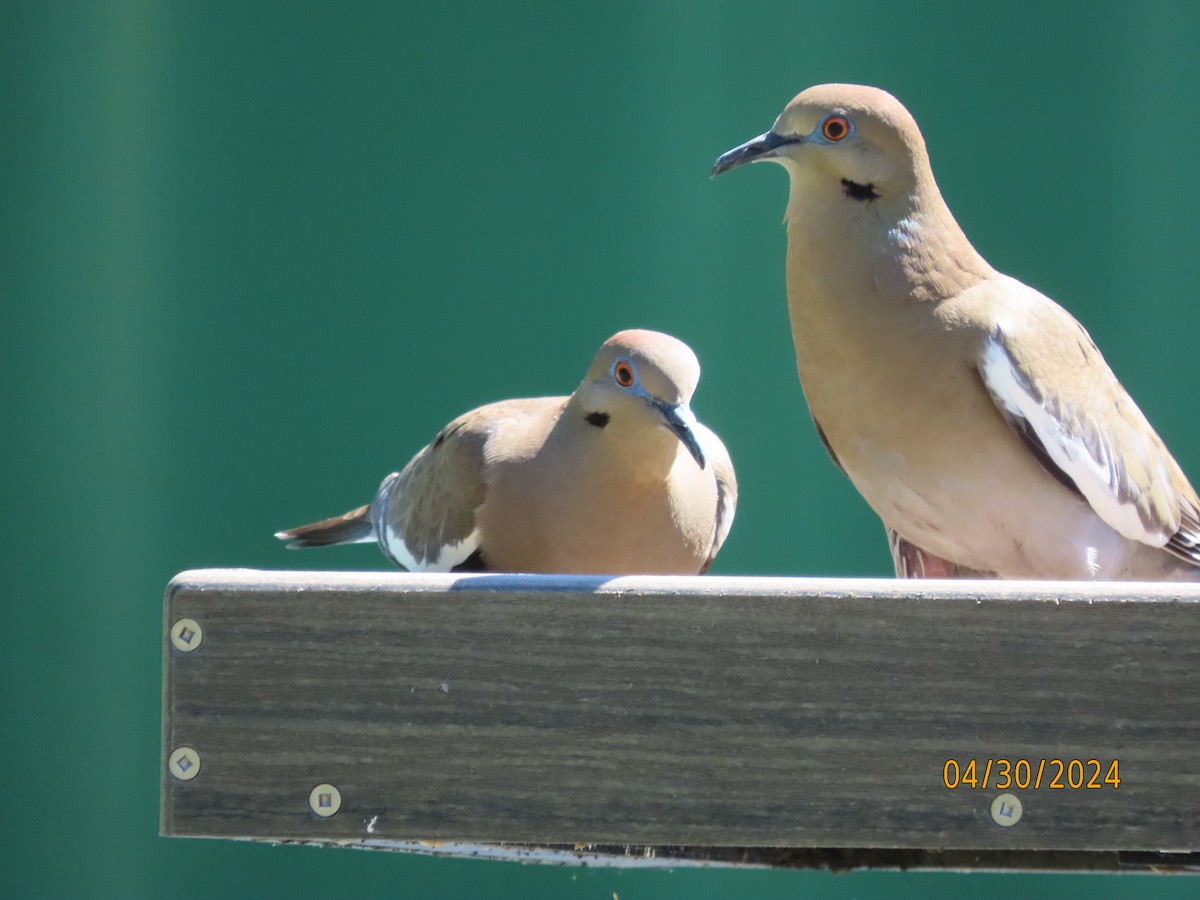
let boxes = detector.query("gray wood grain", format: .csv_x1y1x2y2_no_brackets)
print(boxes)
162,569,1200,864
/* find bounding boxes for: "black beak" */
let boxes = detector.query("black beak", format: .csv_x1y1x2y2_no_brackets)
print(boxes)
653,399,707,470
711,130,800,177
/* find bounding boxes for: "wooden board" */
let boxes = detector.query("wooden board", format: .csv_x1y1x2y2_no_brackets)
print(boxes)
162,569,1200,871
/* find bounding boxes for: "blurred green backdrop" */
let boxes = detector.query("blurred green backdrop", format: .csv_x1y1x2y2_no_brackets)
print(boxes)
5,1,1200,897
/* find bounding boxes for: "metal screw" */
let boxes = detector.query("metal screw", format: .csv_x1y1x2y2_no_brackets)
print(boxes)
170,618,204,652
989,792,1023,827
309,783,343,818
168,746,202,781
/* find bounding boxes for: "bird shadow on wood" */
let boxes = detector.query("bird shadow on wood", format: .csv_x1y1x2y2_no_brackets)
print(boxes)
447,573,622,593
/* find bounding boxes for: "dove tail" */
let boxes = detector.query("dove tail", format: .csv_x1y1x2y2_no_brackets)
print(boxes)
275,504,374,548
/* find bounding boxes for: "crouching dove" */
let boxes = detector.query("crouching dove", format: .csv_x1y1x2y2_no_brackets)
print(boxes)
713,83,1200,580
277,329,736,574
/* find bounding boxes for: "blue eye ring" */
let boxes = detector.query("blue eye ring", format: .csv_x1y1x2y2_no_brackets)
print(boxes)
821,114,851,142
612,359,637,388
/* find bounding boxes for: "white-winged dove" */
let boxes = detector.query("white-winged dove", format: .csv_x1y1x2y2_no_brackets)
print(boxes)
713,83,1200,580
277,329,736,574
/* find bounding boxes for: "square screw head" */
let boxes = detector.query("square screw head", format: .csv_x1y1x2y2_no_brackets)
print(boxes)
990,792,1023,827
309,783,343,818
168,746,202,781
170,618,204,652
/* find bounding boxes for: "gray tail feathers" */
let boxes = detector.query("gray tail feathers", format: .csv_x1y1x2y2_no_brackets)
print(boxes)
275,504,374,548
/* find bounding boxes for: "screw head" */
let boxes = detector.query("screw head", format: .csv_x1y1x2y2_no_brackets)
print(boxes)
168,746,202,781
309,783,343,818
170,618,204,652
990,792,1023,827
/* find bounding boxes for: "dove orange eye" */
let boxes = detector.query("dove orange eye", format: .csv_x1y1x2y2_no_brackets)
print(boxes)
822,115,850,141
613,361,636,387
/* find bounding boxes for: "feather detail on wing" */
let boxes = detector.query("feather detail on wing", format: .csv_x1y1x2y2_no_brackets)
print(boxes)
369,415,487,571
369,397,568,571
695,422,737,574
978,325,1200,566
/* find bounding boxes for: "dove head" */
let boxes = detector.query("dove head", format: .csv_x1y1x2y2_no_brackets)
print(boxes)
712,84,932,206
572,330,707,469
713,83,991,301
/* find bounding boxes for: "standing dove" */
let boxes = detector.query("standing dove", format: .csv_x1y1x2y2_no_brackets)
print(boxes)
713,83,1200,580
276,329,736,575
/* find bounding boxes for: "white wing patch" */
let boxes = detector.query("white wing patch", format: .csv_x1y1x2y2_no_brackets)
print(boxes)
382,525,482,572
979,335,1167,547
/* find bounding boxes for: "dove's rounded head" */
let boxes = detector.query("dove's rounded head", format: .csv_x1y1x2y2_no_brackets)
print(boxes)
573,329,708,468
586,329,701,407
713,83,932,199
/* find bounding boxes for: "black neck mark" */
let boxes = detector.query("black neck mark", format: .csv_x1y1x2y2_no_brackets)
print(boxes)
841,178,879,202
585,411,610,428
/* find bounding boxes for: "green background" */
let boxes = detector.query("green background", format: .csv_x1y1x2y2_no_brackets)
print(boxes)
5,1,1200,897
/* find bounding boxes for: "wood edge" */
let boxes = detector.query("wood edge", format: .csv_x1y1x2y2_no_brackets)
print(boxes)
164,568,1200,603
161,580,172,837
154,836,1200,873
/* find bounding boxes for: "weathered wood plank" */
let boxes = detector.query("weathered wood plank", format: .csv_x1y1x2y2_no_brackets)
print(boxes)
162,569,1200,868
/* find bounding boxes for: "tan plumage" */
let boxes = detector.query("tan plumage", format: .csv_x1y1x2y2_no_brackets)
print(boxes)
713,83,1200,580
276,330,736,575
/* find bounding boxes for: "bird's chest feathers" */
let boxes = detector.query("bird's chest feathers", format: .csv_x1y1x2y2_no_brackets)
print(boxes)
784,227,1000,480
784,229,936,403
484,465,709,576
490,430,709,548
